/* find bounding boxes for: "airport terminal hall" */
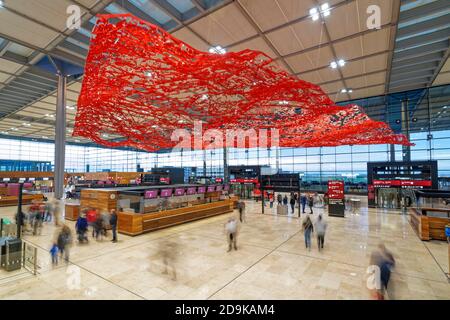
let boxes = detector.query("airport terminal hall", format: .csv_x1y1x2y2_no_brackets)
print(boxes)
0,0,450,304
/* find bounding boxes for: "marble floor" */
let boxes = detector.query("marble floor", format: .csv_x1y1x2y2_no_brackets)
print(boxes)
0,197,449,300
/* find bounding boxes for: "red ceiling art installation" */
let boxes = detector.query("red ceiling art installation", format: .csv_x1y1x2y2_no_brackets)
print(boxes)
74,14,412,151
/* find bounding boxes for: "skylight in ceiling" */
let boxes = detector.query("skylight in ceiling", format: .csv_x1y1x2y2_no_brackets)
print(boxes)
105,3,129,15
166,0,195,14
129,0,173,24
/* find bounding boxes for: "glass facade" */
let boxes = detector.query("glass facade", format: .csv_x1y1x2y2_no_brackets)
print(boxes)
0,84,449,191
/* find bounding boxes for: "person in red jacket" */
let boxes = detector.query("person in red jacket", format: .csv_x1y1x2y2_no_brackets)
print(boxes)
86,208,97,238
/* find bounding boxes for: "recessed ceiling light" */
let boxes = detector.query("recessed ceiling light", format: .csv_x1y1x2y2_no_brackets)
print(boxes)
341,89,347,93
348,89,353,93
330,61,338,69
279,100,289,105
75,139,80,142
1,131,8,135
309,8,319,21
11,127,18,131
42,136,48,139
321,3,330,16
22,122,31,126
66,105,75,110
338,59,346,67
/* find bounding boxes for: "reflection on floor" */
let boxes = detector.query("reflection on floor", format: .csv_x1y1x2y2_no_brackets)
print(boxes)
0,197,449,300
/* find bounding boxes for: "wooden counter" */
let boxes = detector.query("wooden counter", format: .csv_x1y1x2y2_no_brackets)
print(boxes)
65,203,80,221
0,194,44,207
80,189,117,212
118,199,234,236
409,207,450,241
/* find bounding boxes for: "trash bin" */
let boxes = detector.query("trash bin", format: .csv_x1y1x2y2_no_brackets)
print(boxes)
0,238,22,271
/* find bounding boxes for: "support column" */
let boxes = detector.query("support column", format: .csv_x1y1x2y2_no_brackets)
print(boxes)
54,74,67,199
390,144,396,162
401,99,411,162
223,146,229,183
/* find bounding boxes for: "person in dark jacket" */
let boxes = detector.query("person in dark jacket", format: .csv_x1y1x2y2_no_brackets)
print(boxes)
282,195,288,206
94,214,104,240
75,214,89,243
290,196,296,214
277,193,282,205
300,194,307,213
110,209,118,243
302,216,314,250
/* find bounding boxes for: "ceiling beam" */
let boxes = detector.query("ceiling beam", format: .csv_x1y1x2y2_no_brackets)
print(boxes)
428,46,450,87
191,0,206,13
295,50,391,76
392,40,448,62
235,0,294,74
0,40,11,55
400,0,450,25
395,28,450,52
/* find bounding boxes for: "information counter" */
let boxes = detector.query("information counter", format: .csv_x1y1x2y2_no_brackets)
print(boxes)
0,194,43,207
409,207,450,241
64,203,80,221
118,199,234,236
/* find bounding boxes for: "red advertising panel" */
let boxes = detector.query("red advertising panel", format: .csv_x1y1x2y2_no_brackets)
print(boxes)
159,177,170,184
230,178,258,184
328,180,344,199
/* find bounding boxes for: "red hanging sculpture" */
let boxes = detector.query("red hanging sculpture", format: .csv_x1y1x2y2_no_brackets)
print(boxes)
74,14,412,151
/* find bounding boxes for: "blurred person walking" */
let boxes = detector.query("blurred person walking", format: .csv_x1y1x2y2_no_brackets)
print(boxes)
282,195,288,207
159,240,178,281
300,193,307,214
315,214,327,251
75,212,89,243
238,201,246,223
86,208,97,238
57,225,72,263
369,243,396,300
308,194,314,214
44,200,53,222
93,213,104,240
290,196,296,214
110,209,118,243
225,217,239,252
50,242,59,266
277,193,282,205
302,215,314,251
